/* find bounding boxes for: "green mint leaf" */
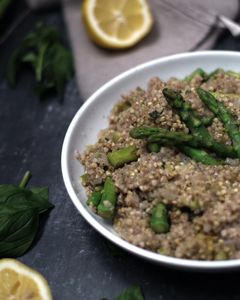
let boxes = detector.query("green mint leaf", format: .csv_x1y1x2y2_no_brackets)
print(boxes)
0,204,39,258
34,82,55,98
35,43,48,82
6,22,73,100
6,48,23,88
52,43,74,95
21,52,38,68
6,38,35,88
0,0,11,18
114,286,144,300
34,42,74,99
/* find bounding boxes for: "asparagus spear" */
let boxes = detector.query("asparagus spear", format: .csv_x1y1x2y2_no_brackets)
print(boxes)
130,126,236,158
197,87,240,157
226,70,240,80
146,136,221,164
87,191,102,206
162,88,233,157
162,88,210,130
130,126,163,139
97,177,117,220
184,68,208,83
178,145,223,165
107,146,138,168
130,127,223,165
184,68,223,83
150,203,170,233
146,142,161,153
130,126,224,164
201,115,214,127
211,92,240,100
205,68,223,82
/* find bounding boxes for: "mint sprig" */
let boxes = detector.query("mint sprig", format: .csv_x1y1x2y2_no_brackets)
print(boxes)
6,23,74,100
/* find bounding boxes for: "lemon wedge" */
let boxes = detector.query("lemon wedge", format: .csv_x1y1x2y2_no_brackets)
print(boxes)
0,259,52,300
82,0,153,49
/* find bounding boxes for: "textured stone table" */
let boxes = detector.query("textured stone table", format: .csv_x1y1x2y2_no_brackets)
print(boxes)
1,3,240,299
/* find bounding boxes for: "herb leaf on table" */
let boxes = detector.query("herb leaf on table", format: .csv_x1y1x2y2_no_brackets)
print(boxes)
6,23,74,100
0,171,54,258
114,286,144,300
0,0,11,18
0,185,53,214
0,204,39,257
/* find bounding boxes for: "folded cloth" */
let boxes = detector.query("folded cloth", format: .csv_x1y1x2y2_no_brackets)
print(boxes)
27,0,58,9
27,0,239,100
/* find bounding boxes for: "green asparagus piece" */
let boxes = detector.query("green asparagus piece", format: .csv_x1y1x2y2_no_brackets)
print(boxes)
205,68,223,82
97,177,117,220
156,140,222,165
179,146,223,165
163,88,207,129
130,126,163,139
87,191,102,206
197,87,240,157
215,250,228,260
130,126,236,158
130,126,225,164
162,88,233,157
107,146,138,168
201,115,214,127
226,70,240,80
150,203,170,233
146,142,161,153
115,101,131,114
80,173,89,184
184,68,208,83
211,92,240,99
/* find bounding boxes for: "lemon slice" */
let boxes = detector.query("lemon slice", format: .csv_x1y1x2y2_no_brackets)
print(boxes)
82,0,153,49
0,259,52,300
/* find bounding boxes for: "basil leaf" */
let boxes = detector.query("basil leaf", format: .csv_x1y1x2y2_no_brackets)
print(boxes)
0,172,54,258
0,204,39,258
114,286,144,300
29,187,54,213
0,185,53,214
0,185,27,202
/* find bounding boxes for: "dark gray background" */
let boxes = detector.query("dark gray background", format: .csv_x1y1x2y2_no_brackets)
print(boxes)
1,2,240,299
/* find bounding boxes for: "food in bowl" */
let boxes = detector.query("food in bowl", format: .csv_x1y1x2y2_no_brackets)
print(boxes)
76,68,240,261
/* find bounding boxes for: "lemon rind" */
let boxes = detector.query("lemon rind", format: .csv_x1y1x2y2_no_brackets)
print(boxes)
0,259,52,300
82,0,153,49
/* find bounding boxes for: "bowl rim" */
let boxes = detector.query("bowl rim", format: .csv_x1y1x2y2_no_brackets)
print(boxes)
61,50,240,270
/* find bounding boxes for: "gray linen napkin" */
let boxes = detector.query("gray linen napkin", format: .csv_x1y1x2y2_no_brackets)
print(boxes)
27,0,239,100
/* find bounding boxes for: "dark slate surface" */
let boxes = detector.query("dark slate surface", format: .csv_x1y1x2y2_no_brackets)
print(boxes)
1,3,240,300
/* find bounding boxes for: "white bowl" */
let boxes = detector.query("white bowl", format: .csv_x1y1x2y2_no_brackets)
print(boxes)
61,51,240,270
